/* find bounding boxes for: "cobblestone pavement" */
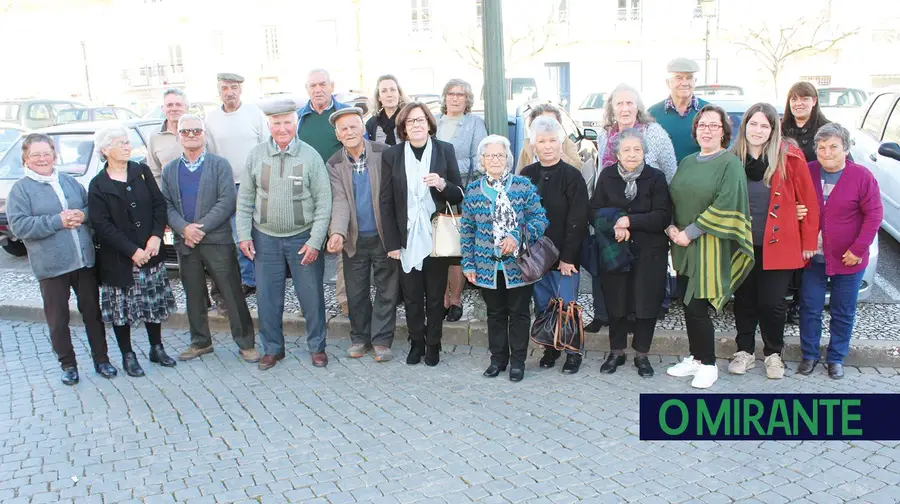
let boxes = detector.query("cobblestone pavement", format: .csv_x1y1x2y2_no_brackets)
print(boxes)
1,320,899,504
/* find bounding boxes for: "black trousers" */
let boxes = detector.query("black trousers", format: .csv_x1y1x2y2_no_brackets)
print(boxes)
400,256,451,345
609,317,657,353
733,246,793,356
678,275,716,365
38,267,109,369
480,272,534,368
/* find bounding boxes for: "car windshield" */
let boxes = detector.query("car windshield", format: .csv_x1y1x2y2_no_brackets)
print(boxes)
818,89,865,108
579,94,606,109
56,109,89,123
0,128,22,152
0,133,96,179
695,86,744,97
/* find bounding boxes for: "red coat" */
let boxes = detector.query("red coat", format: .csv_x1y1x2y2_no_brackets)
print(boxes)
761,144,820,270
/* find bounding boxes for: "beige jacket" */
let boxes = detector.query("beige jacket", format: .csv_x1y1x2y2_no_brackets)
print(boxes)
326,140,388,258
515,137,581,174
147,121,182,187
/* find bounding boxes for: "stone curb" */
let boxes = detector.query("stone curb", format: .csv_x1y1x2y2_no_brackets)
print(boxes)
3,300,899,367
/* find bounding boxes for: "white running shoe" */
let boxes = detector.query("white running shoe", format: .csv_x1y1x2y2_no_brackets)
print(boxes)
765,353,785,379
667,356,702,377
728,351,756,374
691,364,719,389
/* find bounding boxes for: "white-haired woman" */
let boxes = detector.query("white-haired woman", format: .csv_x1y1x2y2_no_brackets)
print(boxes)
460,135,548,382
436,78,488,322
520,116,590,374
88,127,176,378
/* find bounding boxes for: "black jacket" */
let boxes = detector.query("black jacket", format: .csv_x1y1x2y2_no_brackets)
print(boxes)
590,164,672,257
782,117,829,164
366,110,399,146
88,161,167,288
520,160,589,267
380,138,464,252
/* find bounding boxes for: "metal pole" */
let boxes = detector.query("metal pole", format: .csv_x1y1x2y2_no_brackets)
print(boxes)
482,0,507,137
704,17,710,85
81,41,93,102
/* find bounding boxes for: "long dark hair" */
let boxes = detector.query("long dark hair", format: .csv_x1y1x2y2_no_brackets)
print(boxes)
782,81,829,131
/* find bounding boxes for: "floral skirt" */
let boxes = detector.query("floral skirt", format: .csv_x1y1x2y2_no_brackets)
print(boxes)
99,263,176,326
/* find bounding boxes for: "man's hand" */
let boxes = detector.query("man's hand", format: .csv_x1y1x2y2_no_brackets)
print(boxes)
387,250,401,260
499,236,518,256
842,249,862,267
145,236,162,257
464,272,477,284
326,234,344,254
183,223,205,248
797,204,808,221
298,244,319,265
559,261,577,276
239,240,255,260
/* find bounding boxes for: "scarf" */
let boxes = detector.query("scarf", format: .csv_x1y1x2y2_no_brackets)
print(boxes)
25,168,66,210
485,172,518,256
601,122,649,170
400,138,435,273
374,109,399,145
617,161,644,201
744,154,767,182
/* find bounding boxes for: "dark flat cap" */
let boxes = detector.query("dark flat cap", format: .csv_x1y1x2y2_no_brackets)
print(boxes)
328,107,364,127
217,72,244,83
666,58,700,73
261,99,298,117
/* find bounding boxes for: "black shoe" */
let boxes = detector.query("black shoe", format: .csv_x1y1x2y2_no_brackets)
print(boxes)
122,352,145,377
483,363,507,377
509,368,524,382
149,344,176,367
634,356,654,377
61,367,79,386
424,344,441,366
94,362,117,379
407,342,425,365
797,359,818,375
562,354,582,375
584,319,607,333
446,305,463,322
827,363,844,379
539,348,561,368
600,353,626,373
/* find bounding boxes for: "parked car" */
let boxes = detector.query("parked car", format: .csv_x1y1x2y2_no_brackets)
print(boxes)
55,106,140,125
0,122,27,156
0,119,177,266
572,92,607,130
818,86,869,127
334,92,373,117
694,84,745,98
0,99,87,129
141,101,219,120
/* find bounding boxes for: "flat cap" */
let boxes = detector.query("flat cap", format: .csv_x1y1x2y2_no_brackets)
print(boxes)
216,72,244,83
261,99,298,117
328,107,364,127
666,58,700,73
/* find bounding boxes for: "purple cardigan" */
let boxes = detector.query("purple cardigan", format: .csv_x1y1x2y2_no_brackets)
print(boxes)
807,160,883,276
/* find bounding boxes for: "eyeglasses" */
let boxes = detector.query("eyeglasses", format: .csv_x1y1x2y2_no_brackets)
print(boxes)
111,140,131,147
696,123,722,132
482,153,505,161
179,128,204,137
27,152,54,159
406,117,428,126
446,92,467,99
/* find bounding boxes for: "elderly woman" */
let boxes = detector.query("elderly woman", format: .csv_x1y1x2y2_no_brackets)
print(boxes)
665,104,754,389
520,116,590,374
365,74,410,146
799,123,882,379
460,135,548,382
7,134,116,385
727,103,819,380
88,127,177,378
381,102,464,367
589,128,672,377
436,78,488,322
515,103,581,174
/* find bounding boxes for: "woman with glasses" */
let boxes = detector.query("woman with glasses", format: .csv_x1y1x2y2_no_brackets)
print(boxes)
665,104,754,389
88,127,176,378
381,102,464,367
460,135,548,382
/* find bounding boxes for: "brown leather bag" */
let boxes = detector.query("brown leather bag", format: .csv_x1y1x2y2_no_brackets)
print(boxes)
516,232,559,283
530,296,585,354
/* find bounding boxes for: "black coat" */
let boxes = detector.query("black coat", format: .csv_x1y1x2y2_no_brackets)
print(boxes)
88,161,167,288
380,138,464,252
782,117,829,164
520,160,589,268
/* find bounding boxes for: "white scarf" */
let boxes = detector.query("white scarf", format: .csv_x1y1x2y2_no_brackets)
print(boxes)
400,139,435,273
485,173,519,257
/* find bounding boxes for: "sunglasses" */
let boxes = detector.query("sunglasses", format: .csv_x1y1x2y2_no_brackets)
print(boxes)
179,128,204,137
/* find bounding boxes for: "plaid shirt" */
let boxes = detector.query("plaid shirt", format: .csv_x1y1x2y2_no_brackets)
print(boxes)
591,208,634,273
347,148,367,174
180,150,206,172
664,94,701,118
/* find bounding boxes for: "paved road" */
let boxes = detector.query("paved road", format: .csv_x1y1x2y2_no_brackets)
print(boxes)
0,321,898,504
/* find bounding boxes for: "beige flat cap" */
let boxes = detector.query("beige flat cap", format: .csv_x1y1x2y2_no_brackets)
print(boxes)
328,107,365,127
666,58,700,73
216,72,245,83
261,99,298,116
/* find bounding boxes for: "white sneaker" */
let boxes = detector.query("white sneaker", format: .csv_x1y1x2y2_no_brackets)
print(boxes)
691,364,719,388
728,351,756,374
765,353,785,379
667,356,702,377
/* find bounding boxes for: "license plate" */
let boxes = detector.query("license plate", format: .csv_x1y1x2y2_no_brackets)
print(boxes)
164,230,174,245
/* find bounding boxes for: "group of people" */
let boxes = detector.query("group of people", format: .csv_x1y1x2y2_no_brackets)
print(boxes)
7,58,882,389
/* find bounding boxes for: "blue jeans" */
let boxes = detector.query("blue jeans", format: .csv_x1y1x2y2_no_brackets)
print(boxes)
799,260,863,364
533,270,581,355
253,228,326,355
232,184,256,287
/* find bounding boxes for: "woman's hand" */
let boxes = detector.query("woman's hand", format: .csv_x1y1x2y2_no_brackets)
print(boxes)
672,231,692,247
145,236,162,257
665,225,680,241
500,236,518,256
615,216,630,229
614,228,630,243
796,204,808,221
464,272,477,284
387,250,401,260
131,248,150,266
802,250,816,261
842,250,863,266
558,261,577,276
423,173,447,191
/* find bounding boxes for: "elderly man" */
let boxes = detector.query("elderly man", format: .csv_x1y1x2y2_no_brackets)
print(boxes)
648,58,710,163
325,108,398,362
160,114,259,363
237,100,333,370
148,88,188,187
206,72,270,295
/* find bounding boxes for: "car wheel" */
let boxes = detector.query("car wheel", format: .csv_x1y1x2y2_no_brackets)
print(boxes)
2,240,27,257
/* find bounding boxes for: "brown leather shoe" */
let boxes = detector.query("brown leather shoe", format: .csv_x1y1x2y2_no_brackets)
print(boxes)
258,351,285,370
311,352,328,367
178,344,214,361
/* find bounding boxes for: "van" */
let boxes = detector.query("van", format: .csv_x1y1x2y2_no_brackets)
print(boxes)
0,99,87,129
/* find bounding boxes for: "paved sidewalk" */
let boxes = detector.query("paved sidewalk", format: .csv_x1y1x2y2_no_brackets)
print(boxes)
0,320,899,504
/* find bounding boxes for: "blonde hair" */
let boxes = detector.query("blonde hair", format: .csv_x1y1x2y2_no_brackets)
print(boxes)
731,103,787,187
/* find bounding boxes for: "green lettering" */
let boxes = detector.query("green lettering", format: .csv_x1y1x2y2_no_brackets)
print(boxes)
659,399,689,436
793,399,818,435
698,399,729,436
820,399,840,436
842,399,863,436
743,399,765,435
734,396,740,435
767,399,792,436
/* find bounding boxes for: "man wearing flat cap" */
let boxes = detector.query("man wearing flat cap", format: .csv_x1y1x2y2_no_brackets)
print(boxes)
205,72,270,298
236,99,333,370
648,57,709,163
324,108,398,362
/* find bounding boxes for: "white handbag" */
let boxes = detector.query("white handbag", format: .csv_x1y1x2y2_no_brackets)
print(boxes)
431,206,462,257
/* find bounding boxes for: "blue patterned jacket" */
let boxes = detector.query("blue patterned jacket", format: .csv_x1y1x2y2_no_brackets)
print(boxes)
460,175,549,289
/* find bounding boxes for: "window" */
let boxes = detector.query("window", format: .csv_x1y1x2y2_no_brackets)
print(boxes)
883,101,900,145
554,0,568,23
114,108,138,120
27,104,51,120
475,0,483,27
411,0,430,32
800,75,832,86
579,93,606,110
817,89,864,108
168,44,183,72
94,108,117,121
861,93,895,139
0,103,20,121
264,26,280,60
617,0,640,21
127,127,148,163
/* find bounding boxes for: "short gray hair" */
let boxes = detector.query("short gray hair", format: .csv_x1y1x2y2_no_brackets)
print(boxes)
307,68,332,83
529,116,566,144
603,83,654,131
814,122,851,153
93,126,129,152
440,78,474,115
162,87,188,105
476,134,513,173
612,127,648,155
177,113,205,131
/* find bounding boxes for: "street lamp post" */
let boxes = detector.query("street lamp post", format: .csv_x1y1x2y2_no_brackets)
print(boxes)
693,1,718,85
482,0,506,137
81,40,93,102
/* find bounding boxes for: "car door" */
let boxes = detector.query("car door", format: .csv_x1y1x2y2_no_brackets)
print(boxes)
875,99,900,240
851,92,900,240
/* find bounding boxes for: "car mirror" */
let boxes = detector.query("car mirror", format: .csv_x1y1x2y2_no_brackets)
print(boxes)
877,142,900,162
583,128,598,141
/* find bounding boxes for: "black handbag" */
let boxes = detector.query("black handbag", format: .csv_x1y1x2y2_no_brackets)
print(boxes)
516,228,560,283
530,284,585,354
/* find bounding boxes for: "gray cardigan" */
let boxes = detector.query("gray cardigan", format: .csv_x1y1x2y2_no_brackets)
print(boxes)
160,152,237,255
436,113,488,187
7,175,96,280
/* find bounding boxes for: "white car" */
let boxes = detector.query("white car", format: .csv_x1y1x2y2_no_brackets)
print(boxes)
572,92,607,130
818,86,869,128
